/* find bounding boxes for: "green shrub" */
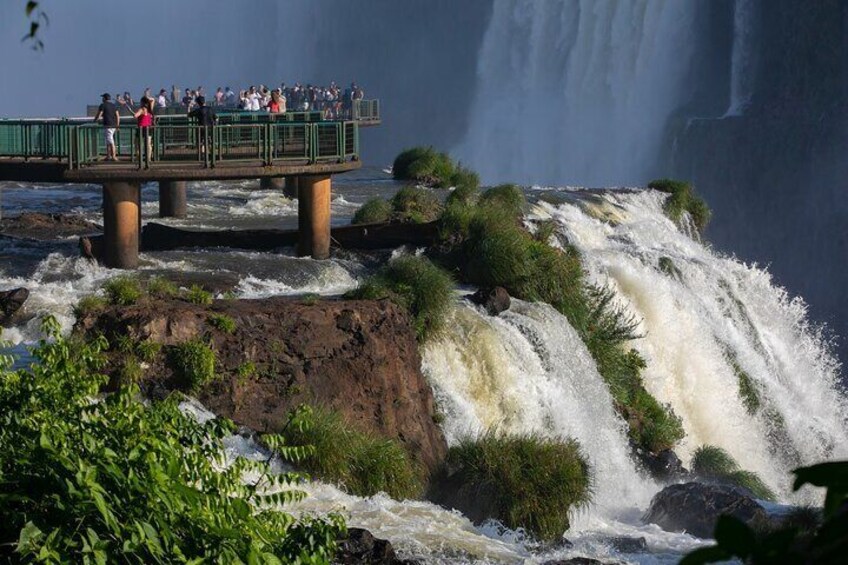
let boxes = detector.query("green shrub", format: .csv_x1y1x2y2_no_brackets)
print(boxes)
0,318,342,563
450,166,480,192
390,186,443,224
103,276,143,306
147,276,179,298
691,445,775,501
113,333,135,354
208,313,237,334
73,294,108,318
168,338,216,391
392,147,436,180
444,432,591,541
280,406,424,500
136,339,162,362
648,178,712,233
236,361,256,380
186,284,213,305
534,219,558,244
392,146,464,188
346,255,454,342
479,184,526,216
445,183,480,208
352,197,392,225
116,355,143,384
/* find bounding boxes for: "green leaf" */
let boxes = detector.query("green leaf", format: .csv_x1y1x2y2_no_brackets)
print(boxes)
16,521,44,554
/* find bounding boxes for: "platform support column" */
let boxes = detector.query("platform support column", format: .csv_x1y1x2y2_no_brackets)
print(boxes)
297,175,332,259
103,181,141,269
260,177,286,191
159,181,187,218
284,176,299,199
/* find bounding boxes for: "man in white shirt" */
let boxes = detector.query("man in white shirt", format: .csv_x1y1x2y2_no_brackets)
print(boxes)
157,89,168,109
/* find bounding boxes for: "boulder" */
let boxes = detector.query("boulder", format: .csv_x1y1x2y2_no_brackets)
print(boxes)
643,482,770,539
470,286,511,315
0,287,29,325
606,536,647,553
336,528,414,564
542,559,604,565
632,444,687,481
75,297,448,474
0,213,99,240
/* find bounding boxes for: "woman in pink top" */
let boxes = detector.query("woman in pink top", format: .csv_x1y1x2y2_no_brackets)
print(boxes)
133,96,155,166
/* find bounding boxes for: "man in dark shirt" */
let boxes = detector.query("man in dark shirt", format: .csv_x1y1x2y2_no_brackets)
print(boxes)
189,96,217,160
92,93,120,161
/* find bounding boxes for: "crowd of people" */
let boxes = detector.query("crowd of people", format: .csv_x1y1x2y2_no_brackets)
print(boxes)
109,81,367,120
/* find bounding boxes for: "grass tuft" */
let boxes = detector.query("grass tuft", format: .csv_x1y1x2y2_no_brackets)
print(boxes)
186,285,213,306
103,276,143,306
442,431,591,540
168,338,216,391
136,339,162,363
147,276,180,298
480,184,526,216
346,255,454,342
73,294,108,318
691,445,775,501
281,405,424,500
208,313,237,334
390,186,443,224
648,178,712,233
352,197,392,225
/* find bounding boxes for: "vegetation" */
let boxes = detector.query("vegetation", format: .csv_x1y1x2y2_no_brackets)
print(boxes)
186,284,213,305
648,179,712,233
682,461,848,564
208,313,237,334
136,339,162,363
279,405,424,500
444,432,591,541
103,276,143,306
352,197,392,225
390,186,443,224
0,317,343,563
691,445,776,501
167,338,217,391
732,360,761,415
392,146,481,190
658,256,683,280
146,276,180,298
72,294,108,318
346,255,454,342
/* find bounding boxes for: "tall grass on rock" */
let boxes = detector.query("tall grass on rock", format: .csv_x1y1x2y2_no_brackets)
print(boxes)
167,338,217,391
392,146,481,190
648,178,712,233
279,405,424,500
352,197,392,225
346,255,454,342
691,445,776,501
390,186,443,223
0,317,343,563
435,432,591,541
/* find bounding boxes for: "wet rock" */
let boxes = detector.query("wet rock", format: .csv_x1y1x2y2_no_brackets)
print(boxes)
0,287,29,325
632,442,687,481
75,297,447,474
643,482,770,539
0,213,100,240
606,536,647,553
470,286,511,315
542,558,604,565
336,528,414,564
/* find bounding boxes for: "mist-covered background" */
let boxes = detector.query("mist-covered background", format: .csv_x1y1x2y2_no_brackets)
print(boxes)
2,0,847,367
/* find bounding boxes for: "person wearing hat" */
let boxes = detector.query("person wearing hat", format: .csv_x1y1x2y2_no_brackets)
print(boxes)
92,93,120,161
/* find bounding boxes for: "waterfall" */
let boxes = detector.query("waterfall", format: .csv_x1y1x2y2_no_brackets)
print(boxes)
456,0,701,186
538,189,848,502
725,0,759,116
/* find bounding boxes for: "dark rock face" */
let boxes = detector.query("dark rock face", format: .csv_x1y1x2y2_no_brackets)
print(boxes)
606,536,647,553
470,286,511,315
0,287,29,326
542,559,604,565
75,297,447,474
632,443,687,481
336,528,412,564
643,482,770,539
0,213,100,240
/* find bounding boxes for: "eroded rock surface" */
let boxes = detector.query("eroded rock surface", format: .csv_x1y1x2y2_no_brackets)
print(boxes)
0,287,29,326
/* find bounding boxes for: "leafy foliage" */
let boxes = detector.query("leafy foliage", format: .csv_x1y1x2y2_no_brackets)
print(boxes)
648,178,712,233
167,338,217,391
0,318,344,563
352,197,392,225
103,276,143,306
692,445,776,501
279,406,424,500
444,431,591,541
346,255,454,342
681,461,848,564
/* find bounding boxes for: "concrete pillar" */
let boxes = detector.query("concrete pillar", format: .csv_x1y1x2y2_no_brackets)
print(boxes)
159,181,187,218
260,177,285,191
297,175,332,259
103,181,141,269
284,176,299,199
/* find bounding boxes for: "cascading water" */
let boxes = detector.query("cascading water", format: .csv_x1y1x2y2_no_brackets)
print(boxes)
456,0,701,186
725,0,759,116
536,189,848,503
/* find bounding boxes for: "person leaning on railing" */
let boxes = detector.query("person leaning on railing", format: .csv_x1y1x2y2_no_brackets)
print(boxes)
189,96,217,156
133,96,155,166
92,93,120,161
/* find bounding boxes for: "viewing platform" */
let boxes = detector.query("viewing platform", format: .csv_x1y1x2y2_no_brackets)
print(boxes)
0,102,380,269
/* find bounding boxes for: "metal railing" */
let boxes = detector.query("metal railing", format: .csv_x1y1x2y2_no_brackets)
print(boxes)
0,119,359,170
353,100,380,122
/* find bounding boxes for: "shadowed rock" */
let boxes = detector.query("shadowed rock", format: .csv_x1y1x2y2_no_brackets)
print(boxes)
0,287,29,326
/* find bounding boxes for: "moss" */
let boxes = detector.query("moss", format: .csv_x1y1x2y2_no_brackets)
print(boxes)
73,295,108,318
168,339,216,391
691,445,776,501
146,276,179,298
444,432,591,541
207,313,237,334
346,255,454,342
733,360,761,415
185,285,213,306
390,186,443,224
352,197,392,225
648,178,712,233
103,276,143,306
236,361,256,380
280,406,424,500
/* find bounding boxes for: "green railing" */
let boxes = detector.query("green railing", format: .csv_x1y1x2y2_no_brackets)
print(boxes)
353,100,380,121
84,101,380,123
0,119,359,170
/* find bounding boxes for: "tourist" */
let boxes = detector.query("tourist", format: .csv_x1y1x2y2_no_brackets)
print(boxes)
133,96,154,165
156,89,168,109
268,89,286,114
214,87,224,106
189,95,217,155
171,84,180,105
93,93,120,161
182,88,193,108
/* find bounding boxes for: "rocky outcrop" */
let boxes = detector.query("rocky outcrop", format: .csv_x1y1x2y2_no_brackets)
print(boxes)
631,443,687,482
0,213,99,240
0,287,29,326
642,482,770,539
75,297,447,474
336,528,416,564
469,286,511,316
